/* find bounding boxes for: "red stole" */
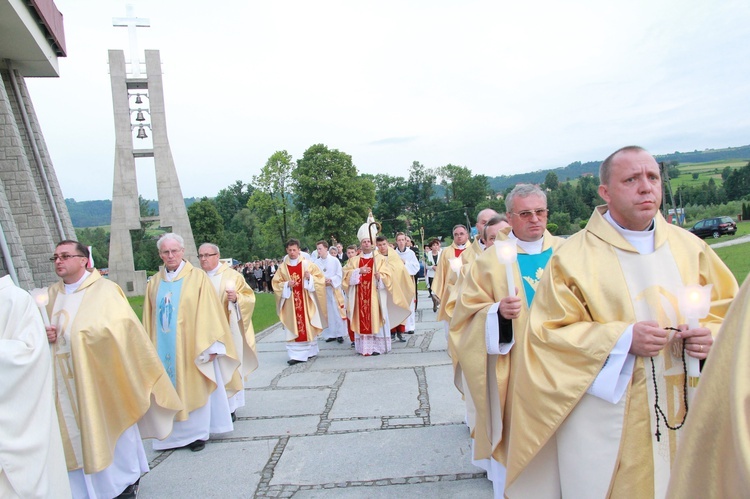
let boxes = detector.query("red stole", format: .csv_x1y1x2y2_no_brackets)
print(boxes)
288,262,308,342
454,247,465,258
357,257,375,335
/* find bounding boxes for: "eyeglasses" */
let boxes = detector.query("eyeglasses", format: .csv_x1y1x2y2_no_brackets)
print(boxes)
50,254,86,262
511,209,549,220
160,249,184,256
198,253,218,259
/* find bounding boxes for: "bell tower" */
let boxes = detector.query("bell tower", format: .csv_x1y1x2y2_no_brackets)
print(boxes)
107,5,198,296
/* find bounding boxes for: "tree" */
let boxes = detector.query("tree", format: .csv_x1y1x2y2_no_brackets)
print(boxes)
406,161,437,235
292,144,375,245
544,172,559,191
372,174,409,236
75,226,110,268
214,180,254,226
131,196,161,272
721,166,732,182
436,164,489,210
252,151,296,248
724,162,750,201
187,197,224,245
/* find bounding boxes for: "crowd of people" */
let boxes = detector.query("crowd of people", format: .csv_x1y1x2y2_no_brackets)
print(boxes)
1,145,747,498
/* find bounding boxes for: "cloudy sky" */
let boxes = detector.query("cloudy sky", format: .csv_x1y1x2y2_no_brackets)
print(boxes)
26,0,750,201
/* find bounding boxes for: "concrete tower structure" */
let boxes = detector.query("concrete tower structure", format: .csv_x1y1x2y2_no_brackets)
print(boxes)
0,0,74,289
108,7,198,296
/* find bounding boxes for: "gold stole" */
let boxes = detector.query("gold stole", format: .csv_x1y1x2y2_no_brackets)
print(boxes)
51,290,86,471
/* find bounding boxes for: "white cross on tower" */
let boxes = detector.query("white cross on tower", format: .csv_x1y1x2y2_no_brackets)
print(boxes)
113,4,151,78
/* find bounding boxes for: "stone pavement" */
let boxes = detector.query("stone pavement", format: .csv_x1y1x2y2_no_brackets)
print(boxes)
137,291,493,498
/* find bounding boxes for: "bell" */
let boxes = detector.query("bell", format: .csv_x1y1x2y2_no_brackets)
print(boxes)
136,127,148,139
135,111,146,122
135,94,143,104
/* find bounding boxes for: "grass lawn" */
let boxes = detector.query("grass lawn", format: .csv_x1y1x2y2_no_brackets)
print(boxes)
128,291,280,332
714,243,750,286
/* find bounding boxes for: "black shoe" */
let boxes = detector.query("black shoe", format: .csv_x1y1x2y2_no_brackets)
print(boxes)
231,411,236,422
371,352,380,356
116,479,140,498
287,359,304,365
325,338,337,342
188,440,205,452
396,333,406,343
406,330,415,335
391,333,396,340
337,337,344,344
350,342,355,347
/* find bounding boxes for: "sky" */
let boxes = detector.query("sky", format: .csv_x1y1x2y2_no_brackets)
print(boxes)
25,0,750,201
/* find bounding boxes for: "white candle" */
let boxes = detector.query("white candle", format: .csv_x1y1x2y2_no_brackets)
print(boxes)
30,288,51,328
494,240,518,297
677,284,713,379
449,257,463,274
225,280,236,292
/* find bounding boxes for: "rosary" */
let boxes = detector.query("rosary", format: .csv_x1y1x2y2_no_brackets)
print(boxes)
650,326,689,442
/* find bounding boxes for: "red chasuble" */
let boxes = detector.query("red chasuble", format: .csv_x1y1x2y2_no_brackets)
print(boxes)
288,262,308,342
357,258,375,335
454,247,465,258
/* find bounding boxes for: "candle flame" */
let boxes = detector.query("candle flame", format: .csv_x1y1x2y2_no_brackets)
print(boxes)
30,288,49,307
225,281,236,292
494,240,518,265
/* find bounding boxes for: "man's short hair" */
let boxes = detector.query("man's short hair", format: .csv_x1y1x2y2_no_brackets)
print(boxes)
316,240,329,249
199,242,220,256
347,244,358,251
482,215,508,241
157,233,184,251
57,239,90,260
452,224,467,234
600,145,648,185
505,184,547,213
285,238,301,249
395,232,406,238
376,236,388,243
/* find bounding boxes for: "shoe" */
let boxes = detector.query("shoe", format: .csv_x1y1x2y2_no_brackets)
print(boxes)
231,411,236,422
396,333,406,343
325,338,337,343
371,352,380,356
337,337,344,344
351,342,355,347
287,359,305,366
431,295,439,312
188,440,205,452
406,330,415,335
391,333,396,340
116,479,140,498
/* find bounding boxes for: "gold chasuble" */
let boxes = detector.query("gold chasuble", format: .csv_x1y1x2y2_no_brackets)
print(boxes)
443,237,485,322
143,261,240,422
667,276,750,498
342,253,412,335
432,242,465,322
208,263,259,379
451,230,563,465
272,256,327,342
47,271,182,474
505,207,737,499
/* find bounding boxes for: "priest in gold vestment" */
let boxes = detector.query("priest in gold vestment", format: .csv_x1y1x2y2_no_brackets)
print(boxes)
45,240,182,497
1,275,70,499
666,275,750,498
431,224,469,325
144,233,241,453
199,243,258,419
272,238,328,365
505,147,738,499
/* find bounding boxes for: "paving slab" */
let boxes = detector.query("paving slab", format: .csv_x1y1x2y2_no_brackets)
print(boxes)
425,365,466,425
428,328,449,351
309,351,452,371
213,415,321,439
277,371,341,387
271,425,477,486
139,439,275,498
328,418,383,432
239,388,330,417
329,370,419,419
292,477,493,498
246,350,289,388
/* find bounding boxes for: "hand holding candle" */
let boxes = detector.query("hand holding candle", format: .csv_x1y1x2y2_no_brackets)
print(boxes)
224,280,237,303
449,257,462,275
30,288,51,328
494,240,518,297
677,284,713,380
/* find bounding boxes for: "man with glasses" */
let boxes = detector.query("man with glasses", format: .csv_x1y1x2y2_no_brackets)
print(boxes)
44,240,181,497
505,147,738,498
143,233,241,453
451,185,564,497
198,243,258,422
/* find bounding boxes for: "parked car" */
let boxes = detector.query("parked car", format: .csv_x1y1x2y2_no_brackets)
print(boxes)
688,216,737,239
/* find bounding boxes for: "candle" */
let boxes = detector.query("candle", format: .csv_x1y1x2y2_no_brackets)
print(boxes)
225,280,236,292
30,288,51,328
449,257,463,274
677,284,713,380
494,240,518,297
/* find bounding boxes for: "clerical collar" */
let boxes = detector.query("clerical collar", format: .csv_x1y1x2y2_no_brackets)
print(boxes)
288,257,300,265
455,243,466,250
603,210,655,254
361,252,373,259
165,260,186,282
509,231,544,255
64,270,91,294
396,246,408,254
478,239,486,251
206,262,221,276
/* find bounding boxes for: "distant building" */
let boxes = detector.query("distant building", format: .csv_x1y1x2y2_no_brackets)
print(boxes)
0,0,75,289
